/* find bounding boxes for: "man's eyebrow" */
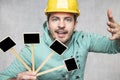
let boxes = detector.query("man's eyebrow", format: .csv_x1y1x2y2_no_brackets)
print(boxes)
50,16,73,20
51,16,59,18
65,17,72,19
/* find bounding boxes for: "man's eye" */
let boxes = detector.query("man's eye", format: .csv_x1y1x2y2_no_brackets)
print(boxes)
52,18,58,21
65,18,72,22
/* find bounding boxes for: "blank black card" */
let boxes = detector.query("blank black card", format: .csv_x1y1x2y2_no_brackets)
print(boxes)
64,58,78,71
0,37,16,52
50,40,67,55
24,33,40,44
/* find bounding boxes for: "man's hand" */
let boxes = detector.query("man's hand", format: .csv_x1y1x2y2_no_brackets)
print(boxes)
107,9,120,40
17,71,37,80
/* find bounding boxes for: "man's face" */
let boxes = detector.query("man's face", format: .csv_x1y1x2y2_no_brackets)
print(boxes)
47,12,77,44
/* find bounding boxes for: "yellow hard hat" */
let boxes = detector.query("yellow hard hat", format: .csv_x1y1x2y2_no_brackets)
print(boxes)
45,0,80,16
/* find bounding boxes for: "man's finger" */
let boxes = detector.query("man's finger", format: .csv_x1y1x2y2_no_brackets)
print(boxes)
17,71,36,80
107,27,116,33
107,9,115,23
110,34,119,40
107,21,116,28
25,71,36,76
22,75,36,79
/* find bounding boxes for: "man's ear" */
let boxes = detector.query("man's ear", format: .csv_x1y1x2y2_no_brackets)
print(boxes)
74,21,78,31
46,21,49,30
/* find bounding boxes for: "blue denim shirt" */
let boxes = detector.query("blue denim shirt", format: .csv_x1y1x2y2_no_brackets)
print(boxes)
0,22,120,80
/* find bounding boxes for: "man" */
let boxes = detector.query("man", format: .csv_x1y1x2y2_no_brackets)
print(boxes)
0,0,120,80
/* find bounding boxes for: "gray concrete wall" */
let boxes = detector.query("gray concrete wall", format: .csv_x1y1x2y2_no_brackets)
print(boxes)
0,0,120,80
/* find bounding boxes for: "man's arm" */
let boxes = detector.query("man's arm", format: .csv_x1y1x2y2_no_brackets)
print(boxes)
0,45,33,80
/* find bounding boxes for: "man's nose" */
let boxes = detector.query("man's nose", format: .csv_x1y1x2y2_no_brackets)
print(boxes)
58,20,65,29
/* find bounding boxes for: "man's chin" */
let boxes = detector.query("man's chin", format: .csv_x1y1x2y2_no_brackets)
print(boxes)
58,39,68,45
53,36,69,44
55,38,65,43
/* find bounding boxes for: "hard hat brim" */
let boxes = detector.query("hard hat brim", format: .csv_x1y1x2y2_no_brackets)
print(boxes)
45,9,80,16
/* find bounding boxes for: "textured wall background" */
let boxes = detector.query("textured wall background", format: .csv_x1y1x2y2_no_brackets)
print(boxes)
0,0,120,80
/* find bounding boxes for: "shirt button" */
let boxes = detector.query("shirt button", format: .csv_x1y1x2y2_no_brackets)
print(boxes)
76,76,80,79
76,56,79,58
62,74,65,78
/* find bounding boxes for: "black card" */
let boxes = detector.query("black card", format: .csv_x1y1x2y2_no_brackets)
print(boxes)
64,58,78,71
0,37,16,52
24,33,40,44
50,40,67,55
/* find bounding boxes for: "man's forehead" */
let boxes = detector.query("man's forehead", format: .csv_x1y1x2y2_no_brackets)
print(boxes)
50,12,74,18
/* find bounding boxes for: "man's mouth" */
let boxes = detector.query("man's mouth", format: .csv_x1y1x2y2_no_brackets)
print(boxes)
55,30,68,38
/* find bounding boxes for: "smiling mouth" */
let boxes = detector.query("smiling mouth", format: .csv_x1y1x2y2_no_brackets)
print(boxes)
55,30,68,38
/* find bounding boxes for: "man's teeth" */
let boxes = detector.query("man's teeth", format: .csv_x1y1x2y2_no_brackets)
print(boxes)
58,32,64,34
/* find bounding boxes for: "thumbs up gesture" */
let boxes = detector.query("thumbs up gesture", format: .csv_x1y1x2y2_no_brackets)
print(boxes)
107,9,120,40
